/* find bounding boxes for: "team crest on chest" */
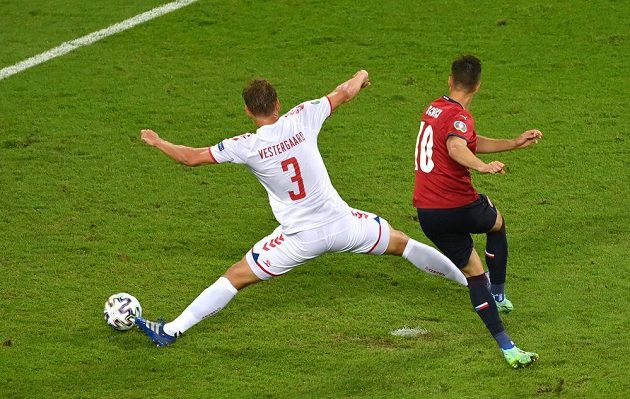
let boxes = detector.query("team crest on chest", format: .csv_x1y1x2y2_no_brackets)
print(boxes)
454,120,468,133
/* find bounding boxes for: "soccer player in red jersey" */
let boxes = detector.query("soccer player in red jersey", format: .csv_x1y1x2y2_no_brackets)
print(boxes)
413,55,543,368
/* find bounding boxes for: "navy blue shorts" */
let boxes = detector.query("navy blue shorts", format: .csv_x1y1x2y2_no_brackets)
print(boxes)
417,195,498,268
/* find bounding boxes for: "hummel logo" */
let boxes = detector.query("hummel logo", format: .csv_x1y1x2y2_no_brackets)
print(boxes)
425,267,446,277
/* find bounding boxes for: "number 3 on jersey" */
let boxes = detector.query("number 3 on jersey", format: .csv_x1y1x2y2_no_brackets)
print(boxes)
415,121,434,173
281,157,306,200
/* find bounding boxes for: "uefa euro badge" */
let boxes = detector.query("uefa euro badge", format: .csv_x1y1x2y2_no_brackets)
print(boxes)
454,120,468,133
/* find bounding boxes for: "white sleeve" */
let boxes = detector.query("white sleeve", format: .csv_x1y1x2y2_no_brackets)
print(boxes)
209,133,252,164
301,96,333,135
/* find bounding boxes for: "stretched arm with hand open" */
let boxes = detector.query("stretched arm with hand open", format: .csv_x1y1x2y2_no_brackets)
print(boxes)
140,129,216,167
477,129,543,153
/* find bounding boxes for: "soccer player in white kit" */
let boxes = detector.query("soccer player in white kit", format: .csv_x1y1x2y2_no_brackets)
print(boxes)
136,70,467,346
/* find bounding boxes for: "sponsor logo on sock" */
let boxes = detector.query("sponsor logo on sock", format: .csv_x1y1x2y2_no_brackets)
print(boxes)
424,267,446,277
475,302,489,311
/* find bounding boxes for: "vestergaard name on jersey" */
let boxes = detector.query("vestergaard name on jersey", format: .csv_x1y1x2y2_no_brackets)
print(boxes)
258,132,306,159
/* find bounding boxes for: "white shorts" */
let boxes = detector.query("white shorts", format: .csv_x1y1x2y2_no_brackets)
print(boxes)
245,209,391,280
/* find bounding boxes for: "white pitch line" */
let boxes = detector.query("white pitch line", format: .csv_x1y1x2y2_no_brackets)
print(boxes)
0,0,199,81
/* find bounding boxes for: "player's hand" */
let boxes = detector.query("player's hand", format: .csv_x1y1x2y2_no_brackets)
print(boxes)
140,129,161,146
515,129,543,149
478,161,506,174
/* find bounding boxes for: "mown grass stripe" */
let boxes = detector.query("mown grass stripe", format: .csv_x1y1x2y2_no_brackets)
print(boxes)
0,0,199,81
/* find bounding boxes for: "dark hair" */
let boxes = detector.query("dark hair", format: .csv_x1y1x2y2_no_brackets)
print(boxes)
242,79,278,116
451,55,482,92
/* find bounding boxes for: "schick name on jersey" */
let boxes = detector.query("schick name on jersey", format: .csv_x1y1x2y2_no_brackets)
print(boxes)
425,106,443,118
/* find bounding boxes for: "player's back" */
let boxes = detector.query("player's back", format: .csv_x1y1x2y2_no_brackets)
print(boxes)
414,96,479,208
211,98,350,234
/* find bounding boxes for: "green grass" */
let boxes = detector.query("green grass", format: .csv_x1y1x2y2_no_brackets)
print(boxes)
1,0,629,397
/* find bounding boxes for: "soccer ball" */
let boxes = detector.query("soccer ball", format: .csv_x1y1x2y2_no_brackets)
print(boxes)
103,293,142,331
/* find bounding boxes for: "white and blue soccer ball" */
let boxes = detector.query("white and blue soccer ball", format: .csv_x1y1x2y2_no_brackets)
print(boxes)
103,293,142,331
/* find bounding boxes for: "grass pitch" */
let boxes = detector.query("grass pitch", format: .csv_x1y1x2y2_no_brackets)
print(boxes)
1,1,629,398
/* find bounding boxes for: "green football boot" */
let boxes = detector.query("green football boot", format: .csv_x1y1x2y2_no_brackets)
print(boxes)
502,346,539,369
494,296,514,313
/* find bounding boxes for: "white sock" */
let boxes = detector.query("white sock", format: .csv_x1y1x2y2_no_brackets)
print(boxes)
164,277,238,336
402,239,468,286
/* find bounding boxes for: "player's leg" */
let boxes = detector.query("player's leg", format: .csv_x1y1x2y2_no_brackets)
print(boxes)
136,257,259,346
479,195,512,311
416,210,507,340
336,209,466,285
386,228,467,286
418,205,536,367
461,250,537,368
136,226,319,346
461,250,510,348
161,258,260,336
486,211,513,311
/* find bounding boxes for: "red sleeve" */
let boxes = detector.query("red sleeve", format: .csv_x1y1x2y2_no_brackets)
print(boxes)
446,113,475,143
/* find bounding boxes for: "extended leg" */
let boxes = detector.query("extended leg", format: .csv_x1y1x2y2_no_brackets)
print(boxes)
385,228,467,286
164,258,260,335
136,257,261,346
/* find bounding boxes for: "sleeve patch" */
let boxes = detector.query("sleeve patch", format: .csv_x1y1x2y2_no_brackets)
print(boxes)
217,141,225,151
453,120,468,133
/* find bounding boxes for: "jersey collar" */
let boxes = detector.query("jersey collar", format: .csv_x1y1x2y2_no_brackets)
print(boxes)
442,95,464,109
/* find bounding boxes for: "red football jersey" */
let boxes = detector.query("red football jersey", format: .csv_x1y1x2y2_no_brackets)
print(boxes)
413,96,480,208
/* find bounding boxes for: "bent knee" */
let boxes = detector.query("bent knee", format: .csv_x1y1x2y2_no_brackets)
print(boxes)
461,249,485,278
490,211,504,232
385,228,409,255
223,257,261,290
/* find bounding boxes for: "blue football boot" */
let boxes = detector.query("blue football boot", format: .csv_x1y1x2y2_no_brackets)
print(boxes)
135,317,178,347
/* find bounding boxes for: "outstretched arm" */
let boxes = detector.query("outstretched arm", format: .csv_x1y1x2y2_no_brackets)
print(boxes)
477,129,543,153
140,129,217,167
326,70,371,111
447,136,506,174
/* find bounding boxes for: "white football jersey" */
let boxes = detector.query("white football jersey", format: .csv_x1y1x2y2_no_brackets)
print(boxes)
210,97,351,234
